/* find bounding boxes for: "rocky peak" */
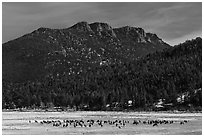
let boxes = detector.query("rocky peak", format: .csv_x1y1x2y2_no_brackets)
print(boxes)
70,21,92,32
117,26,146,37
114,26,147,43
135,27,146,37
89,22,116,37
146,33,163,43
119,26,133,32
89,22,112,32
146,33,159,38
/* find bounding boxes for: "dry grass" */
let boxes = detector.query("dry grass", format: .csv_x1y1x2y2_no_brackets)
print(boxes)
2,111,202,135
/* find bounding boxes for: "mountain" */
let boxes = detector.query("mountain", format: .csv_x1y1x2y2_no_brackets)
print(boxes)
3,21,170,82
2,36,201,110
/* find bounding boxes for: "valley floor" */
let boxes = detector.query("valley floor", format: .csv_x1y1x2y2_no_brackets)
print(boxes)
2,111,202,135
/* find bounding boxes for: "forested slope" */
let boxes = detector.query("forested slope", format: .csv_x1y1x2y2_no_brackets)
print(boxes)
2,37,201,110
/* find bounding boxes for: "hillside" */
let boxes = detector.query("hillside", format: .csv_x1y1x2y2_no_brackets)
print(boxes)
2,21,170,82
2,36,202,110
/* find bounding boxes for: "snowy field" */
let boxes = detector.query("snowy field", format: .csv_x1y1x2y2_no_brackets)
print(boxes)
2,111,202,135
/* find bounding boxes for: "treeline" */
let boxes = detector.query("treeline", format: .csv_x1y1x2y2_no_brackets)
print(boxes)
2,37,202,110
